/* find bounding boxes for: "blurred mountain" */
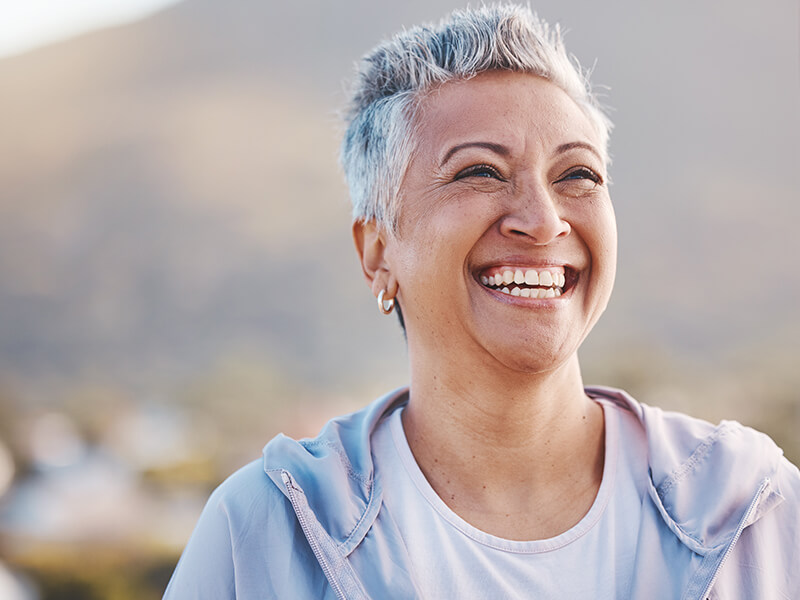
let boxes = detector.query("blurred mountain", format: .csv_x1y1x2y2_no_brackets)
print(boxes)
0,0,797,400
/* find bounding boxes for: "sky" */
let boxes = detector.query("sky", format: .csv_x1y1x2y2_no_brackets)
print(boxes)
0,0,182,58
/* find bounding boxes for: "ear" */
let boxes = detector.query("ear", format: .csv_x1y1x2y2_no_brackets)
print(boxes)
352,219,398,299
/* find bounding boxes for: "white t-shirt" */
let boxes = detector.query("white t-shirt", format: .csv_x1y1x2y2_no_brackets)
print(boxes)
370,399,650,599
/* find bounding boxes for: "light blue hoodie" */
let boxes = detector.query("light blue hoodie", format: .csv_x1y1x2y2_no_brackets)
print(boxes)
164,387,800,599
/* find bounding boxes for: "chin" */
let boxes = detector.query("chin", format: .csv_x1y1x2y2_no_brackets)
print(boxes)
490,343,580,377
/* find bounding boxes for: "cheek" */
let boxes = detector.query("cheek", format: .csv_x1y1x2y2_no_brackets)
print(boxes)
388,212,486,309
594,217,617,263
583,197,616,252
572,200,617,283
386,224,454,289
588,209,618,294
600,206,618,268
402,198,494,253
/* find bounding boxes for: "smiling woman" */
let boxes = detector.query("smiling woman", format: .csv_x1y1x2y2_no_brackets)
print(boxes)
164,5,800,599
361,71,617,388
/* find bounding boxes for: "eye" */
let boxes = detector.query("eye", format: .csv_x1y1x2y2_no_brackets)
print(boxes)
454,164,504,181
557,167,603,185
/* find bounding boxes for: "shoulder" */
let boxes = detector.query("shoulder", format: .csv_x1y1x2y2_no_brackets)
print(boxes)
711,457,800,598
765,454,800,537
589,385,789,531
195,458,294,543
208,458,284,512
590,386,800,596
165,388,411,599
587,385,785,483
163,459,314,599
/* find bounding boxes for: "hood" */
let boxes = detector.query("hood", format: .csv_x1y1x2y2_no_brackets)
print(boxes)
586,386,786,554
262,387,409,555
262,385,785,557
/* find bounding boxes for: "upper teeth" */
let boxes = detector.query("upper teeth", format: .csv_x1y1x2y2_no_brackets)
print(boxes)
480,267,566,296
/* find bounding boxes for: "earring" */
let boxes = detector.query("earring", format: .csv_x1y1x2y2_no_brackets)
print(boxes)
377,289,395,315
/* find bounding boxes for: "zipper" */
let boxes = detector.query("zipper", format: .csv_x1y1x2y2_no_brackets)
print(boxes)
281,470,349,600
697,477,769,599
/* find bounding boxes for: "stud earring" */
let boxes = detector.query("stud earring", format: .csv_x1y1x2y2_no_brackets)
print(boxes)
377,289,395,315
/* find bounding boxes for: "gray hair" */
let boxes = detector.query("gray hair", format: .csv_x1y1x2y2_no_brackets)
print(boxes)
340,3,613,231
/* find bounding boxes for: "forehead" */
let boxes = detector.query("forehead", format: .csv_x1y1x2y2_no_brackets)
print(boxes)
413,71,601,160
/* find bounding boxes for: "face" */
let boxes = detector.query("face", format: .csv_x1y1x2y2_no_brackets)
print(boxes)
382,70,617,375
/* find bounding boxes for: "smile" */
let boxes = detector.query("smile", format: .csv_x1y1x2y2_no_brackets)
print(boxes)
479,266,567,298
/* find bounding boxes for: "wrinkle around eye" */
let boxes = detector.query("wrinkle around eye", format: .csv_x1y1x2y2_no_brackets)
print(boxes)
553,178,605,199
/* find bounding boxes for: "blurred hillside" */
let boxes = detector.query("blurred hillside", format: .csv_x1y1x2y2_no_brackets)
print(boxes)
0,0,797,597
0,0,797,403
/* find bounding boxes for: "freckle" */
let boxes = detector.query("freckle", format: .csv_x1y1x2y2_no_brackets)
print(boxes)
482,485,486,489
472,455,476,459
505,514,510,518
447,479,451,484
450,494,455,500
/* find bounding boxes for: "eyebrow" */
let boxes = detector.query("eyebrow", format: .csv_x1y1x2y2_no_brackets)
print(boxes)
440,140,603,167
439,142,510,167
555,141,603,162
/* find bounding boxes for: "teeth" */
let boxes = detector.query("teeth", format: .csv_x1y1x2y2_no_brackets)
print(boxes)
524,270,539,285
480,266,568,297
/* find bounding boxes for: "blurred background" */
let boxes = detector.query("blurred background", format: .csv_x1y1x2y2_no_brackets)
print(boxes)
0,0,797,597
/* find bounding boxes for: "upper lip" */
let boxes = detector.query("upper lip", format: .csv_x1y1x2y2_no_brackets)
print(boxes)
472,258,577,276
472,254,576,269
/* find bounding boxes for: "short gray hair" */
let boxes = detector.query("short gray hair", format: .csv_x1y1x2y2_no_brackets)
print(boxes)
340,3,613,231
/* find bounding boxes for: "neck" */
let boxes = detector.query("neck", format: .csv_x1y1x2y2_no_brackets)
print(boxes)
402,351,605,540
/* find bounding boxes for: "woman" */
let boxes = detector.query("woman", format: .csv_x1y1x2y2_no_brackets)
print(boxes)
164,5,799,599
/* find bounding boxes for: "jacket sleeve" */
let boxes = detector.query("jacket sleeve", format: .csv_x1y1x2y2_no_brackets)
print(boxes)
710,456,800,600
162,459,330,600
162,473,240,599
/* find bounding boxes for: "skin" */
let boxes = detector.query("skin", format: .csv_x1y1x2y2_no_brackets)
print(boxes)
353,70,617,540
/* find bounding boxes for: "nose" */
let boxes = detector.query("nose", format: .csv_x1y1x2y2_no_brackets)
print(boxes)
498,182,570,244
